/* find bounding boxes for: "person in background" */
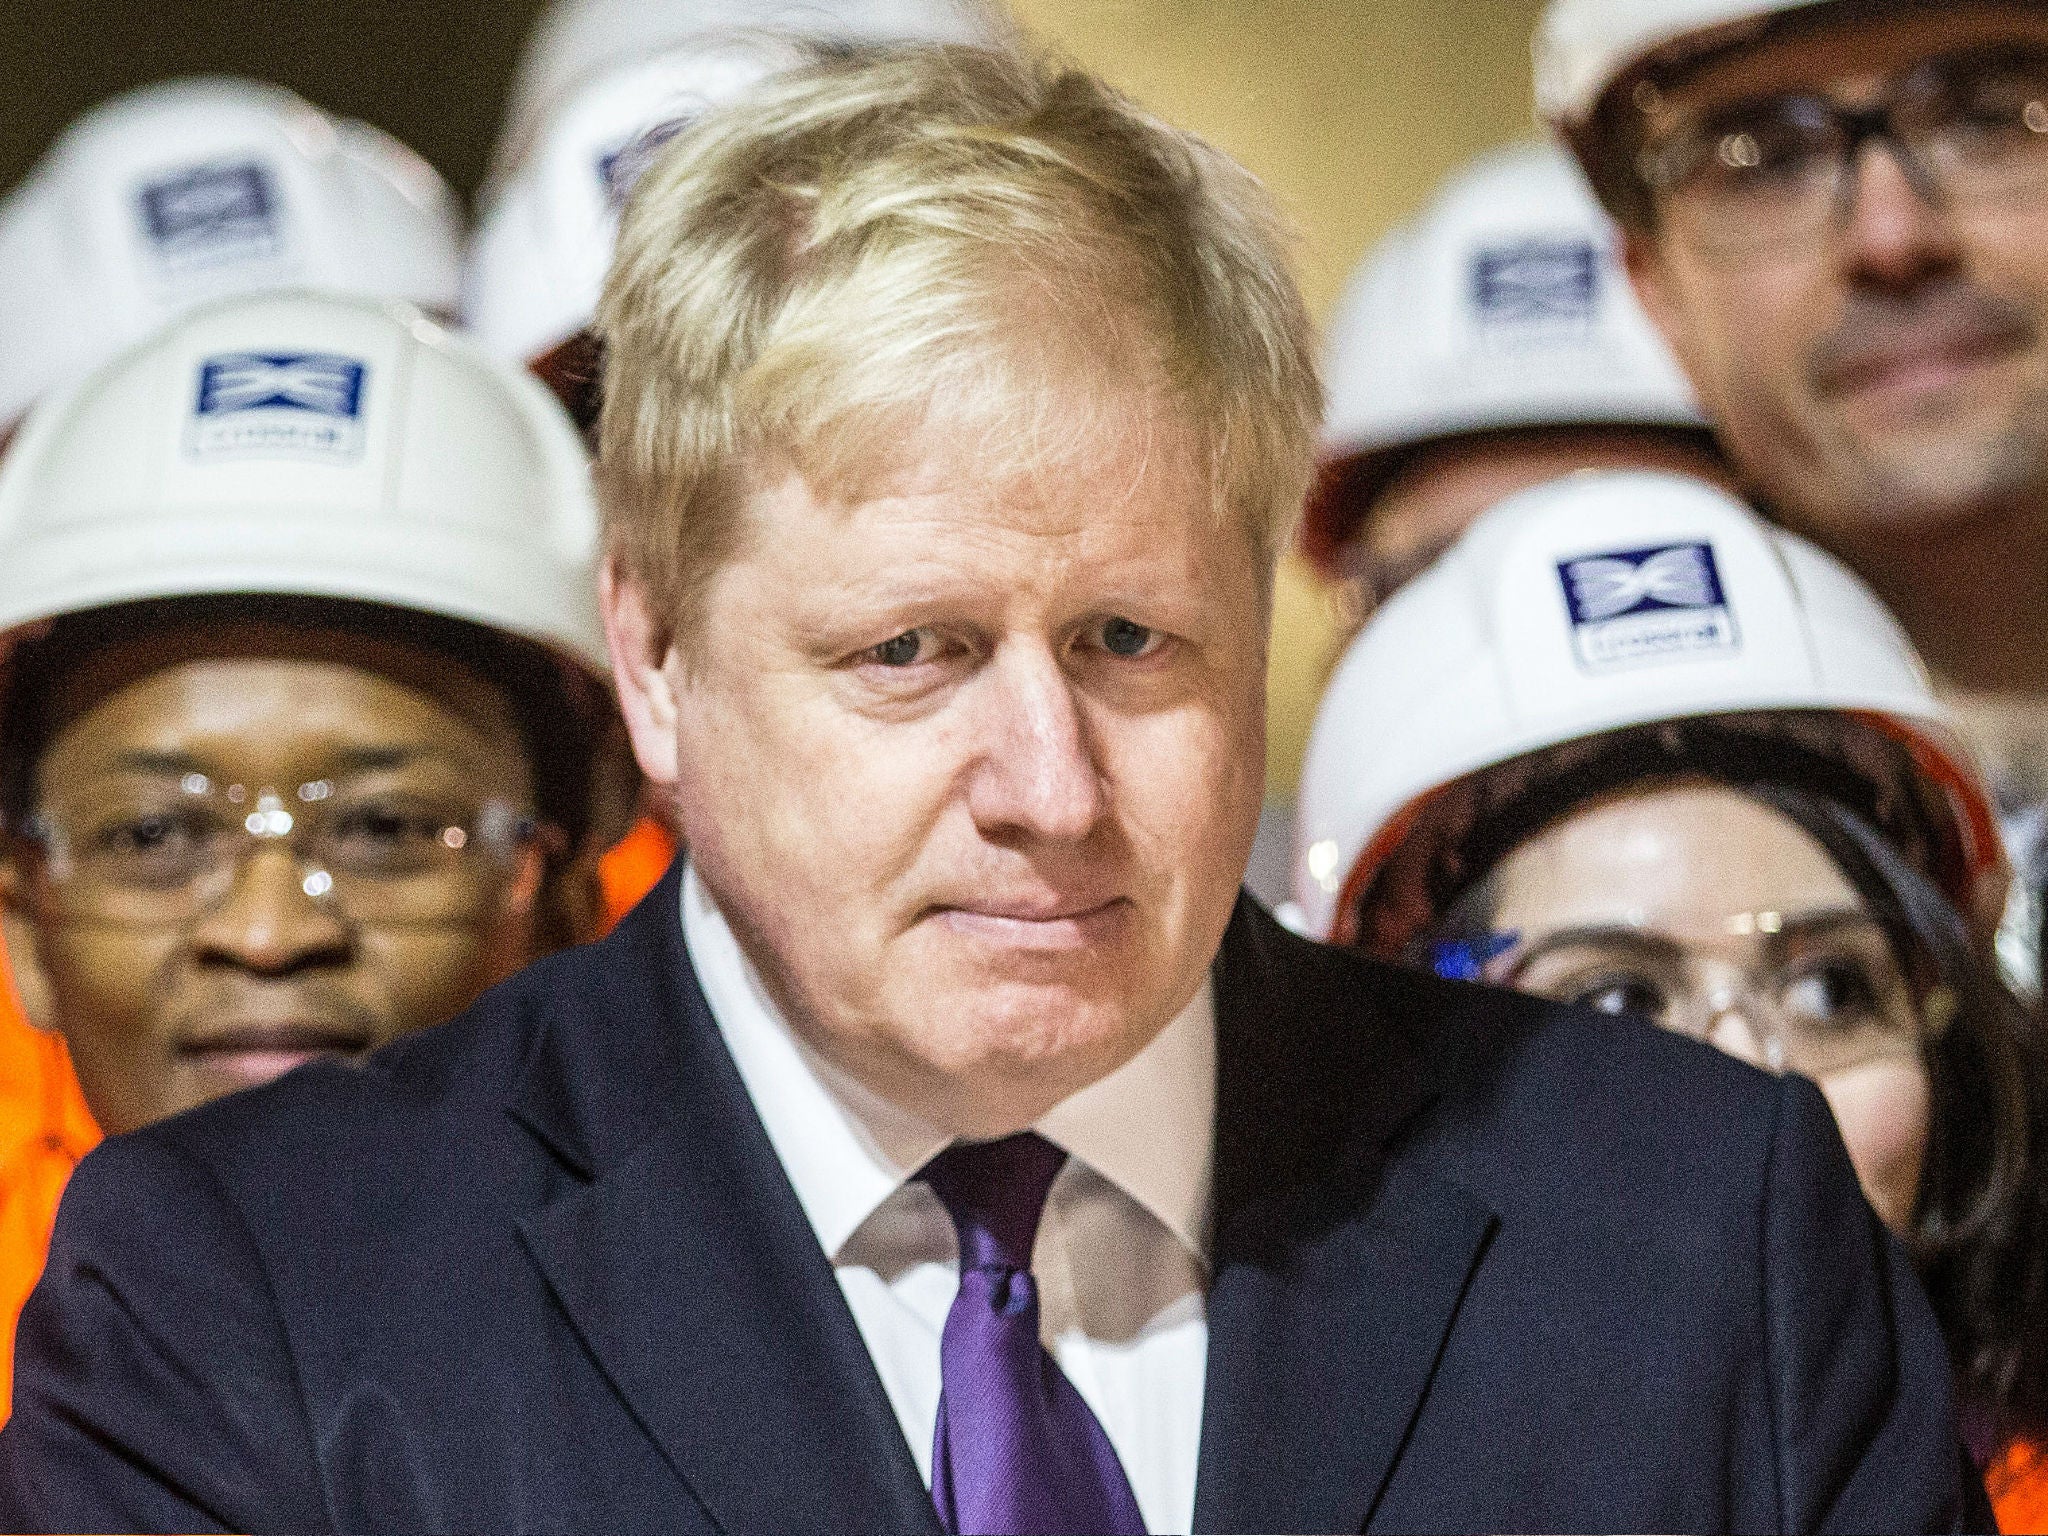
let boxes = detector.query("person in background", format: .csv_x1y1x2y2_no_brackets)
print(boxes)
1540,0,2048,1003
1243,138,1731,909
1293,468,2046,1524
0,77,463,438
1303,139,1725,627
0,288,634,1420
0,78,469,1426
1,45,1969,1533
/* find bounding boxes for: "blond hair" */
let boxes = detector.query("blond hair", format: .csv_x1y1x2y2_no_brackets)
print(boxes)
596,43,1321,639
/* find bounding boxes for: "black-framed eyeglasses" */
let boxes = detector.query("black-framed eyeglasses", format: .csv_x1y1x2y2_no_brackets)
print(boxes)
1637,43,2048,260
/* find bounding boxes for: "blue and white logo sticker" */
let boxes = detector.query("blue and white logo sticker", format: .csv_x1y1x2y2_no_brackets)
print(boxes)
186,353,368,463
1470,238,1600,335
135,161,284,277
1557,541,1739,671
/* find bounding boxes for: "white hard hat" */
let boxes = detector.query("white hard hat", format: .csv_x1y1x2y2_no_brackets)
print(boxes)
1535,0,1839,129
465,35,799,378
0,78,462,433
1290,469,2001,945
0,289,604,680
1302,141,1703,574
498,0,1014,175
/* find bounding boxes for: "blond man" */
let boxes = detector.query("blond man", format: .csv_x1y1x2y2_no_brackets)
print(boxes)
2,46,1965,1534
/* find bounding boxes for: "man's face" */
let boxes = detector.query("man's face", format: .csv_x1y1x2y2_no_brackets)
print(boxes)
1,626,549,1135
609,400,1269,1138
1627,5,2048,543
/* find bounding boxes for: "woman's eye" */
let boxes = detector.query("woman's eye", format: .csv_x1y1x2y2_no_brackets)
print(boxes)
1781,960,1882,1024
96,812,209,857
1569,975,1667,1023
1098,617,1157,658
868,630,929,667
330,805,442,849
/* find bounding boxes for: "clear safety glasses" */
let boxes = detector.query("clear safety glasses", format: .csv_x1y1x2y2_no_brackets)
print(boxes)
18,773,556,928
1438,906,1932,1079
1638,43,2048,261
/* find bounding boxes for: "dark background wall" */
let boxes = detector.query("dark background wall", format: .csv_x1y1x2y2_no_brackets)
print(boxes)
0,0,554,202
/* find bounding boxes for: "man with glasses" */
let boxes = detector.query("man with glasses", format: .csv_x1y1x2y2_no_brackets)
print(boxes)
1542,5,2048,1516
1541,0,2048,994
0,288,629,1220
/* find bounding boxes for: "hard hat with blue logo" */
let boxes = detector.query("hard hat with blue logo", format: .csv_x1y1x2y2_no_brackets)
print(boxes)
1289,470,2003,949
0,289,604,683
496,0,1015,170
464,35,801,408
471,0,1016,426
1300,142,1704,577
0,78,462,433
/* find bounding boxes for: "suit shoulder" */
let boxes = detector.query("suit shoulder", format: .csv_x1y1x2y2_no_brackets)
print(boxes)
1233,899,1787,1195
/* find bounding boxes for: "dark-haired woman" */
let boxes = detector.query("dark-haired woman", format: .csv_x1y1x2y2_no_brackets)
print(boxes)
1290,472,2048,1525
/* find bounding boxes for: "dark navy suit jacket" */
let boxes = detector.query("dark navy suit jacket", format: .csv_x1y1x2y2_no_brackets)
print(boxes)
0,869,1964,1532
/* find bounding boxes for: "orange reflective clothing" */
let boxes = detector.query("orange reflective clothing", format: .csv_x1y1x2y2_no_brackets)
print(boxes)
599,816,676,928
0,816,673,1426
1994,1437,2048,1533
0,954,99,1427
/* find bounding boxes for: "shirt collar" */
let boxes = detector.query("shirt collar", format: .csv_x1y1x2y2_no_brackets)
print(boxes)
681,861,1215,1266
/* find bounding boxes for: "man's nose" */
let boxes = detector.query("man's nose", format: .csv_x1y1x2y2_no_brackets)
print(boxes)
964,645,1110,845
187,847,355,974
1833,139,1962,290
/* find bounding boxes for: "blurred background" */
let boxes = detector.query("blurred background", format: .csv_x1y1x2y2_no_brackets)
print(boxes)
0,0,1548,799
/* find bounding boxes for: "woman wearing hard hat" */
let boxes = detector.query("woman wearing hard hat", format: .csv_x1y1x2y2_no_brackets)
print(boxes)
1293,469,2048,1522
0,80,473,1428
0,289,639,1421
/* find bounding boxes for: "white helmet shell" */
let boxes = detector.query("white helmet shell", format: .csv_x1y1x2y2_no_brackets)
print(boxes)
0,78,462,430
1290,469,1999,942
0,289,605,679
498,0,1013,175
465,36,800,370
1305,142,1701,570
1536,0,1840,128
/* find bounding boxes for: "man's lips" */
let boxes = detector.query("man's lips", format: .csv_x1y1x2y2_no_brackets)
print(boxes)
927,895,1132,950
1811,302,2031,406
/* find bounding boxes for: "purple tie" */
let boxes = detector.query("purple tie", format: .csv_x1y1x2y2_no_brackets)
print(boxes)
919,1132,1149,1536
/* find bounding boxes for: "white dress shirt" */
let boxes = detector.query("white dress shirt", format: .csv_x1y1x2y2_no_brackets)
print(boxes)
682,864,1214,1535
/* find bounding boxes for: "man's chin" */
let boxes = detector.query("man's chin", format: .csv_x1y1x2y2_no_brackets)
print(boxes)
1792,429,2048,538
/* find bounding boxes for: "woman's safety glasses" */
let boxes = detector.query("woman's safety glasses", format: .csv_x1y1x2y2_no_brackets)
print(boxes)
16,772,556,927
1440,905,1933,1079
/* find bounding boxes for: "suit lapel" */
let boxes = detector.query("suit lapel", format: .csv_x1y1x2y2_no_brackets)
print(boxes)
1194,901,1499,1535
508,868,941,1536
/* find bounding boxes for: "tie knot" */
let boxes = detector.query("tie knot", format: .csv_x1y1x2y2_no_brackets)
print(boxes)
920,1131,1066,1273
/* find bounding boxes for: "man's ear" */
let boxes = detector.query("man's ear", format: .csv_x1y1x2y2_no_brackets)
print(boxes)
599,557,683,789
0,857,56,1034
